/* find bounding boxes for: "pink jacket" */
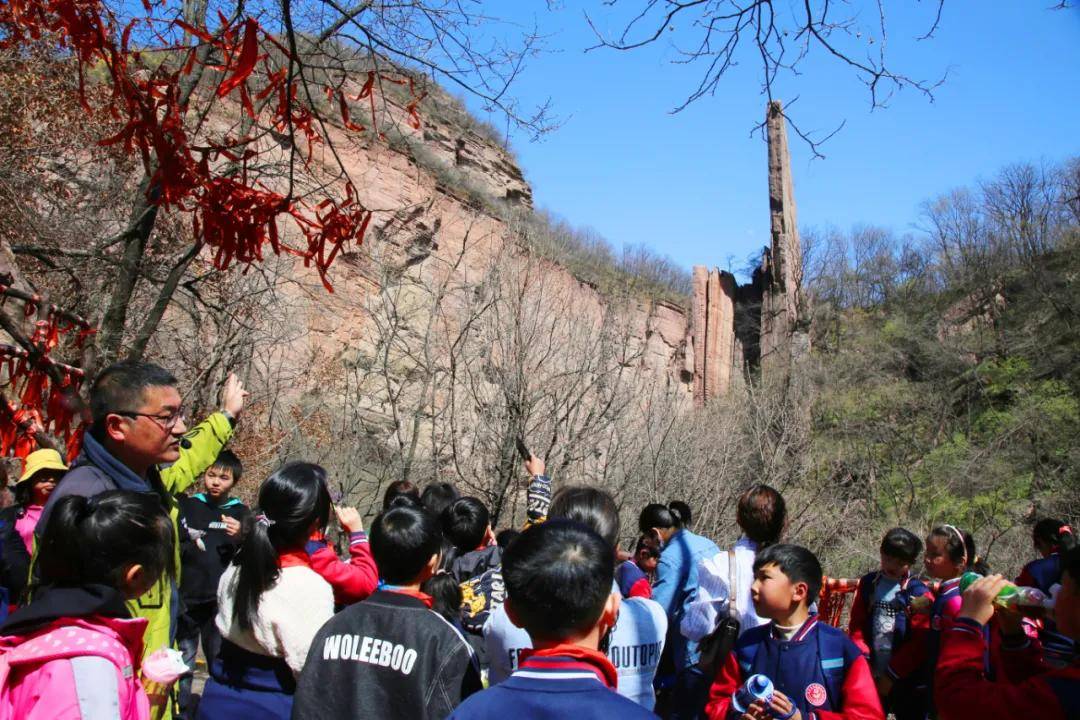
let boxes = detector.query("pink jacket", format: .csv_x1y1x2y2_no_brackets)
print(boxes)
0,615,150,720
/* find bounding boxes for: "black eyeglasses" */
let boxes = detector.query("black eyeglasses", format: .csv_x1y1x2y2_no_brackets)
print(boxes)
114,408,187,432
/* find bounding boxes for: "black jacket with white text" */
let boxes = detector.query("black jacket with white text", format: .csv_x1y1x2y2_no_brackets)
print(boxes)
292,589,481,720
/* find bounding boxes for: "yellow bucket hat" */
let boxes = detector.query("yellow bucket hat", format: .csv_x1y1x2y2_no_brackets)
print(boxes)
18,448,68,486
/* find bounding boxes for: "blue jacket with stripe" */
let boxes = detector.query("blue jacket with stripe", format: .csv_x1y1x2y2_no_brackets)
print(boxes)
448,651,657,720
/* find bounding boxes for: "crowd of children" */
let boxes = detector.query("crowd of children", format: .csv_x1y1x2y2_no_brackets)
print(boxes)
0,358,1075,720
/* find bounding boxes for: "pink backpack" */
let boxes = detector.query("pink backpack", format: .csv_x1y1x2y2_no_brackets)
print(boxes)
0,620,149,720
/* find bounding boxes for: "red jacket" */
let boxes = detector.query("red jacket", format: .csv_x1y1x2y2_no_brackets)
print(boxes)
305,530,379,606
935,617,1079,720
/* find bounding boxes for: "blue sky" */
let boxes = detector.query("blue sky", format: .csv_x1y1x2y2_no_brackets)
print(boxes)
462,1,1080,281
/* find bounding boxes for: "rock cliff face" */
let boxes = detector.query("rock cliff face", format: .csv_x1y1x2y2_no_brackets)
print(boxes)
418,115,533,207
688,101,809,406
272,108,697,425
272,96,806,416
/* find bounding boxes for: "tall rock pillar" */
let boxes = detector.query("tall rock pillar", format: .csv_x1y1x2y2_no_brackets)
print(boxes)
691,266,739,407
759,100,810,383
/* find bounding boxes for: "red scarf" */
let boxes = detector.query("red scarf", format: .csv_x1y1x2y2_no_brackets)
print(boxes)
382,586,434,609
520,644,618,689
278,550,311,569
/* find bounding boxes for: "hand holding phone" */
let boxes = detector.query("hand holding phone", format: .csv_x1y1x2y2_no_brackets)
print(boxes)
515,437,531,461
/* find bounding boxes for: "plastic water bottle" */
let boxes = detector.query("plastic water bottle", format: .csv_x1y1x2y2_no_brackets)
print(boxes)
958,572,1053,615
732,674,774,714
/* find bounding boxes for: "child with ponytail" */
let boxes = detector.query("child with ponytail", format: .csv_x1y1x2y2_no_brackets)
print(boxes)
0,490,175,720
196,462,334,720
1017,518,1076,668
1018,518,1075,593
639,500,720,717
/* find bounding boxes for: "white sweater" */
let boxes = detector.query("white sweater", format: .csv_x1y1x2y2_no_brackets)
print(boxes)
215,563,334,676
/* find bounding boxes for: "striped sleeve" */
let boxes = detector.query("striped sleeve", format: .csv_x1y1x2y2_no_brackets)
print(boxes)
525,475,552,525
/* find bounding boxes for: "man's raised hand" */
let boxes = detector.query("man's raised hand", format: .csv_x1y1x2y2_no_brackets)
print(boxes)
220,373,249,418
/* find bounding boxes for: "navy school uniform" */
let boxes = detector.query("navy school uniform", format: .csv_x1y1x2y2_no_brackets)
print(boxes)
705,616,884,720
448,645,657,719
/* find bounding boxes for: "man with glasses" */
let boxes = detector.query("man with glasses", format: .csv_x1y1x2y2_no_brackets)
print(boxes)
36,359,247,720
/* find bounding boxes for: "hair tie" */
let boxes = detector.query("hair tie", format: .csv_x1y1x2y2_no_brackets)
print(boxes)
255,513,275,528
1060,525,1073,536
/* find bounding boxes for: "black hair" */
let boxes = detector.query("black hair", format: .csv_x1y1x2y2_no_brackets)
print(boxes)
38,491,174,594
737,484,787,547
550,486,620,547
441,497,490,553
421,572,463,625
387,493,422,510
634,534,661,559
927,525,987,573
756,544,820,604
502,519,614,641
208,449,243,484
420,482,459,518
1033,518,1077,553
753,544,823,604
436,537,460,571
965,530,990,574
13,481,32,512
383,480,420,510
880,527,923,565
638,503,682,534
370,504,442,585
496,529,520,549
232,462,331,630
668,500,692,528
89,360,177,428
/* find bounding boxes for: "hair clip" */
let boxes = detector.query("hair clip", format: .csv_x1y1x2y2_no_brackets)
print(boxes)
255,513,275,527
1060,525,1073,535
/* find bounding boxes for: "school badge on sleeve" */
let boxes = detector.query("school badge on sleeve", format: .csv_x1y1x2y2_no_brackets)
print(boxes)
805,683,827,707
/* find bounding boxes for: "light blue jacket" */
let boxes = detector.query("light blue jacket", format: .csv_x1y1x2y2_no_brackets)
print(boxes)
651,528,720,671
